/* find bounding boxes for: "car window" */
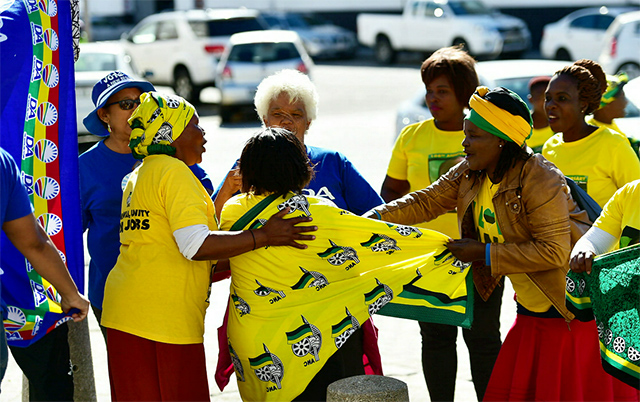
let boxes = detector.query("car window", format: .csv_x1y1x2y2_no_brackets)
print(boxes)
228,42,299,63
157,21,178,40
300,14,329,27
189,17,264,38
284,14,307,28
570,15,597,29
448,0,492,15
492,77,534,108
131,22,157,44
595,15,616,30
75,52,118,72
425,3,445,18
262,15,283,28
410,1,421,16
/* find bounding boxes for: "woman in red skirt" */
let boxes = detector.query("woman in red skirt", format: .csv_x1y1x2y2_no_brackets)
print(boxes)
366,86,639,401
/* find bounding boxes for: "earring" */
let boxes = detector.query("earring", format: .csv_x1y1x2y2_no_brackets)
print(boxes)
499,144,503,148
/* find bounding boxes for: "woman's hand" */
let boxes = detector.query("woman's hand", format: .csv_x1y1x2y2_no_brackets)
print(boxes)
60,292,90,322
569,250,595,274
257,207,317,249
446,238,486,263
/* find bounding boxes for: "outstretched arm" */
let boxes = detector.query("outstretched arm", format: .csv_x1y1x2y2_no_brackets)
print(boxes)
2,214,89,322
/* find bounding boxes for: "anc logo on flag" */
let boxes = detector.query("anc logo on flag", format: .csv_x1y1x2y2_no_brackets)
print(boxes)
249,344,285,389
285,315,322,361
254,279,286,298
317,239,359,268
388,223,423,238
399,269,469,308
291,267,328,290
232,292,251,316
364,278,393,316
277,194,311,216
229,342,246,382
361,233,401,254
331,307,360,349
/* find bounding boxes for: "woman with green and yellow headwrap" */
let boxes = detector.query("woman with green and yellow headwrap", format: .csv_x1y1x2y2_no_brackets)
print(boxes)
587,73,629,136
365,86,638,400
100,92,317,402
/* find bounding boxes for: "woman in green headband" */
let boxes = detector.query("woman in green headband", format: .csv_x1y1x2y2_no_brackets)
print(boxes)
365,86,638,400
100,92,317,402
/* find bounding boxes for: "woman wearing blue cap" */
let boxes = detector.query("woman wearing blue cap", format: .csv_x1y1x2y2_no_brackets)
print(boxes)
79,71,214,340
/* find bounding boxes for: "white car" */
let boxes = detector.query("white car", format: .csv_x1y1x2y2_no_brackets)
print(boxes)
395,59,570,135
614,76,640,143
540,7,637,61
261,12,357,59
599,10,640,79
75,41,143,148
215,30,313,123
121,8,266,103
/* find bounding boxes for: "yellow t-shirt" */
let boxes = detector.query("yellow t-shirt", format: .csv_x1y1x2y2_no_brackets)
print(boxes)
528,126,554,154
386,118,465,237
474,178,551,312
594,179,640,248
102,155,217,344
542,126,640,207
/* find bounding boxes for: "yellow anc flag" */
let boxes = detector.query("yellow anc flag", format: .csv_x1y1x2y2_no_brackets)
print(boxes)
221,192,473,401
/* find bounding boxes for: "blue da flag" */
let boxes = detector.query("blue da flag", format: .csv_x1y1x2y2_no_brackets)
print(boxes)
0,0,84,347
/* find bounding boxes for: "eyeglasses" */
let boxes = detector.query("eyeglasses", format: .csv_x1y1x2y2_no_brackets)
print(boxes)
104,99,141,110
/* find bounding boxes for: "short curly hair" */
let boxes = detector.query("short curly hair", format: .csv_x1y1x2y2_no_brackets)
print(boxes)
254,70,318,123
421,45,478,107
239,127,315,196
554,59,606,115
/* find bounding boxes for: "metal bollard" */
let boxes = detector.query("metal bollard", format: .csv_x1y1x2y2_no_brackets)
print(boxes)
327,375,409,402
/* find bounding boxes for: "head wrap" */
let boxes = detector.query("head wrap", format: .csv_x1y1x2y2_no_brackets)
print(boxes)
600,73,628,108
466,86,532,147
128,91,196,159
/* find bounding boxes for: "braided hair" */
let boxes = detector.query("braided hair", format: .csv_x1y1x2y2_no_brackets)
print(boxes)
555,59,607,115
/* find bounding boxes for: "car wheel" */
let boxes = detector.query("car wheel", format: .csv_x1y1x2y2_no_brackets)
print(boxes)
555,48,571,61
617,62,640,80
375,36,396,65
173,68,201,104
219,105,234,124
452,38,469,53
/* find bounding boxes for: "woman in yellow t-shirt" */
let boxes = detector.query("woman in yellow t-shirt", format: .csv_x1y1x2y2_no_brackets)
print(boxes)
543,59,640,208
526,76,554,153
101,92,317,402
381,46,503,402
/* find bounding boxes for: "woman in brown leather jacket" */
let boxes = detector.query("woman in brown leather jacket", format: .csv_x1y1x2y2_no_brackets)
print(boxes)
364,87,639,401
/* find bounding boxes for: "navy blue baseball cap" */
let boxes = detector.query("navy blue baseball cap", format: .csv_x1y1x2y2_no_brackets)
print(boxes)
82,71,155,137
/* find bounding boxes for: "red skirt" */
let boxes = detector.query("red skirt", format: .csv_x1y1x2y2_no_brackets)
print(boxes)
484,314,640,401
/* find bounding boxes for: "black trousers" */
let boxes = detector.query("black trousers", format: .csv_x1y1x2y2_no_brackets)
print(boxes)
9,323,73,402
293,327,365,401
420,278,504,402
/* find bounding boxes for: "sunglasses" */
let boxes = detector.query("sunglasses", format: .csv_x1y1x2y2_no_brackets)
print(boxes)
104,98,141,110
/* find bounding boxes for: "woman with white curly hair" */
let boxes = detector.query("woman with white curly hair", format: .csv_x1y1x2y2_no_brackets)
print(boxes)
214,70,385,398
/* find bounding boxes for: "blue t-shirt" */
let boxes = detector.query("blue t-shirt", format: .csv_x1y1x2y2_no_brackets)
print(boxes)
79,140,213,309
1,147,34,315
214,145,383,215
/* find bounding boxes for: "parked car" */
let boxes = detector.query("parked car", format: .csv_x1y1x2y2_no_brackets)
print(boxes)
395,59,569,135
87,15,135,41
75,41,144,148
121,8,267,103
540,6,637,61
599,10,640,79
261,12,357,59
215,30,313,123
357,0,530,64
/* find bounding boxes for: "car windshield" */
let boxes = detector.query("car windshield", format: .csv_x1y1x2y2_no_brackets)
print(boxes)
284,14,308,28
300,14,329,26
189,17,264,37
228,42,299,63
448,0,493,15
75,53,118,72
493,77,534,108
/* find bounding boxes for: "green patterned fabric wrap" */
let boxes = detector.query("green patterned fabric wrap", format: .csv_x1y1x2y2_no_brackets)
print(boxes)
566,244,640,389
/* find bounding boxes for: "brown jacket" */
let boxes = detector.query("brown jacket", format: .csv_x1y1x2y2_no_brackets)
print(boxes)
365,154,590,321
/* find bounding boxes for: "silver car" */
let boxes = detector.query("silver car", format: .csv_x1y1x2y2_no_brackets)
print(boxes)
215,30,314,123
